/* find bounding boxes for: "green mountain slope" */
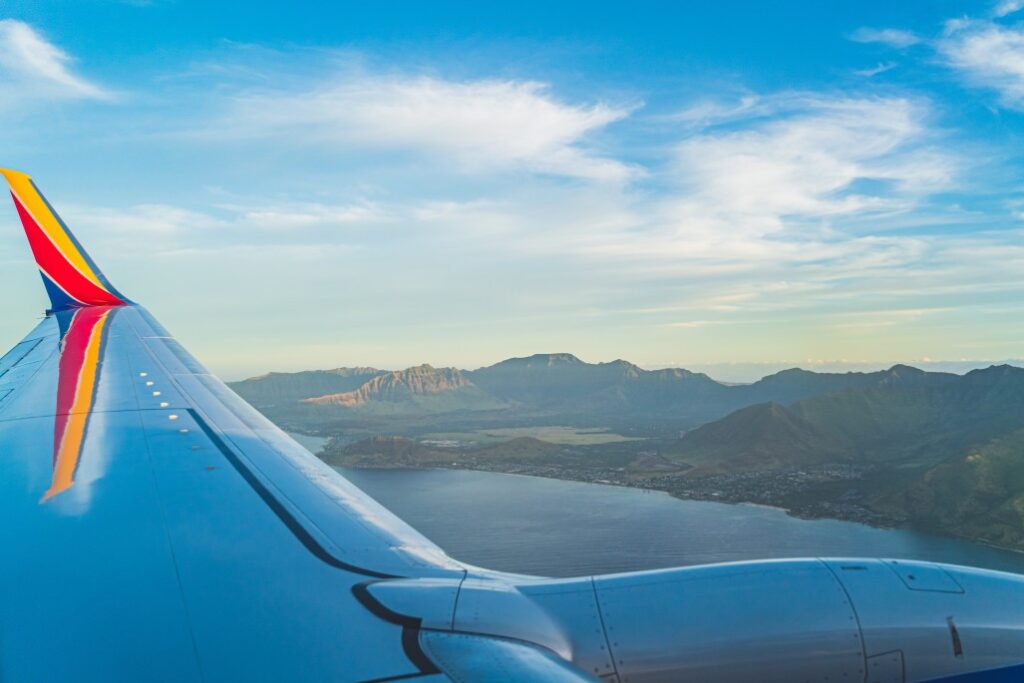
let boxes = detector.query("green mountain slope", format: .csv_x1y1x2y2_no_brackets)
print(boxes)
788,365,1024,466
664,364,1024,548
671,402,854,473
467,353,727,418
874,428,1024,548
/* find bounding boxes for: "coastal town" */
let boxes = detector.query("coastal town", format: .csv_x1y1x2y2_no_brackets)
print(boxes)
327,435,901,529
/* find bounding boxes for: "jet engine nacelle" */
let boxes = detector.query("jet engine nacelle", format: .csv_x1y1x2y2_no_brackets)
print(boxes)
365,558,1024,682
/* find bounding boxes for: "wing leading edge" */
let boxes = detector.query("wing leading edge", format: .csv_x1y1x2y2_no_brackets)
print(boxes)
0,171,476,681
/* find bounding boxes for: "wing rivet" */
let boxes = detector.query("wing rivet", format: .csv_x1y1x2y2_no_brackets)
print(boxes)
152,391,161,396
160,401,169,407
139,372,148,377
168,414,179,420
145,381,154,386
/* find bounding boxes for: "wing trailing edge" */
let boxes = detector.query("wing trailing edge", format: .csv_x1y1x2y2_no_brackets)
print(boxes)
0,168,128,311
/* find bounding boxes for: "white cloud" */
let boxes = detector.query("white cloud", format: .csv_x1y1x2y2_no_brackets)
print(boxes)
994,0,1024,17
64,203,226,235
219,75,637,182
830,307,952,330
65,198,387,237
221,200,385,229
366,93,963,328
516,94,971,339
0,20,109,101
664,320,718,329
666,95,763,127
854,62,897,77
666,96,951,238
849,27,921,48
938,18,1024,108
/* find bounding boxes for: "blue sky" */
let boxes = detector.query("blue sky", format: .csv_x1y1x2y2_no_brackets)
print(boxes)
0,0,1022,381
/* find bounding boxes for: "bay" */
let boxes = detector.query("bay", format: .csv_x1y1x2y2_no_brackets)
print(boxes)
338,467,1024,578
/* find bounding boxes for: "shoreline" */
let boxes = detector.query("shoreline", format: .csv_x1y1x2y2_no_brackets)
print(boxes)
330,459,1024,557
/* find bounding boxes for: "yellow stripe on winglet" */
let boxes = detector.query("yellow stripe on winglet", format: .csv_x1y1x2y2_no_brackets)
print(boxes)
42,313,109,501
0,168,104,289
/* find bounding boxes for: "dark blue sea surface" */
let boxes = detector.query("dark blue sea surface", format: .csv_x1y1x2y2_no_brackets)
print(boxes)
338,467,1024,577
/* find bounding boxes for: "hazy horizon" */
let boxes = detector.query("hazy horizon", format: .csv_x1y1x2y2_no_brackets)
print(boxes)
231,353,1024,385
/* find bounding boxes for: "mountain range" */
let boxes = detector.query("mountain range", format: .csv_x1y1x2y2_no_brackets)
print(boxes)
681,363,1024,471
230,354,1024,550
231,353,935,434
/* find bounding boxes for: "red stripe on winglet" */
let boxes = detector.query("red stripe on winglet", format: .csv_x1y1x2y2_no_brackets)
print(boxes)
11,192,123,306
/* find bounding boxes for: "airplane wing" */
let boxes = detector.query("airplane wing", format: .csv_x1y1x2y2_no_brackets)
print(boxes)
0,169,482,682
2,169,1024,683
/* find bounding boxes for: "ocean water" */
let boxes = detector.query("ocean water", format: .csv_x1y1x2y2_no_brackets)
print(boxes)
337,467,1024,577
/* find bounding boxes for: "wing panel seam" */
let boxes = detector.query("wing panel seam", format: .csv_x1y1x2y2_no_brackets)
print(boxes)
187,408,398,579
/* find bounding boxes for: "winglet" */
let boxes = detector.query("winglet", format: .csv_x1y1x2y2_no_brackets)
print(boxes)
1,169,128,311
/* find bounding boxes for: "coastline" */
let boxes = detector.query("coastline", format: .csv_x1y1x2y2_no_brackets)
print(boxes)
329,458,1024,557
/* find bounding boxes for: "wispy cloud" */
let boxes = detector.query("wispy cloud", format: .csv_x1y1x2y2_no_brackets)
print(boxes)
665,94,763,127
666,96,950,237
662,319,745,329
213,73,637,182
63,197,387,244
849,27,921,49
64,203,226,235
347,91,967,328
220,200,386,229
0,20,110,102
854,62,897,77
845,8,1024,113
830,306,952,330
938,18,1024,108
993,0,1024,18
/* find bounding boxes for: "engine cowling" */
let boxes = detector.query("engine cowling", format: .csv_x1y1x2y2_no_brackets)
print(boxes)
362,558,1024,682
